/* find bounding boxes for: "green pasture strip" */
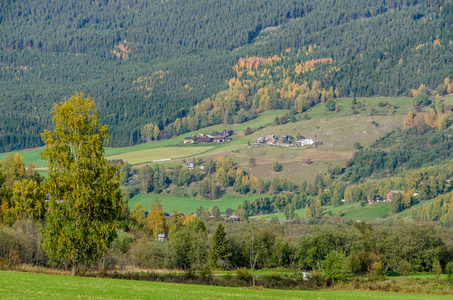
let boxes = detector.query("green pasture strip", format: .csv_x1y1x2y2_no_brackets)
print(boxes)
0,271,449,300
256,198,435,221
107,146,214,165
341,202,391,220
128,193,263,214
251,202,360,220
396,198,434,220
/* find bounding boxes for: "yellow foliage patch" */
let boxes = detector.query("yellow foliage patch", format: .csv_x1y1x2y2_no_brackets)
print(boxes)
295,58,333,75
233,55,281,74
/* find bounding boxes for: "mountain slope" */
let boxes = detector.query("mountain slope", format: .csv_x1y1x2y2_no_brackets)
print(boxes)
0,0,451,151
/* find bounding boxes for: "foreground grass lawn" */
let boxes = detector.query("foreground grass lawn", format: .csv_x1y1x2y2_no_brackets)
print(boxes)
0,271,450,299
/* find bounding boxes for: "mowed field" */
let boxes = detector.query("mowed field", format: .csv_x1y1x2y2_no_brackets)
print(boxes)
107,146,213,164
0,271,449,300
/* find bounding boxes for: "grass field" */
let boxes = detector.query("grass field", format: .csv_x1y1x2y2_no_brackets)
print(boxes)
128,193,263,214
0,271,449,299
251,202,361,220
251,197,436,221
341,202,391,219
107,146,214,165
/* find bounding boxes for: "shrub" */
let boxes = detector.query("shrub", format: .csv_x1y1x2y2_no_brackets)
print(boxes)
235,268,251,282
368,261,386,282
353,142,363,150
244,127,253,135
272,161,283,172
322,250,352,283
446,262,453,283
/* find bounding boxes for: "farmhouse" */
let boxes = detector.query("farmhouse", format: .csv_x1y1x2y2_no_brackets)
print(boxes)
157,234,166,242
295,138,315,146
212,135,232,142
222,129,234,137
194,129,233,143
185,162,195,169
228,215,240,221
282,140,292,147
266,134,278,140
367,194,384,203
386,190,403,201
265,137,278,145
197,133,213,143
184,137,194,144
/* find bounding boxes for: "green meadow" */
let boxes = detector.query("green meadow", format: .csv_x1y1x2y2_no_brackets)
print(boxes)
0,271,449,300
251,202,361,220
107,146,214,165
128,193,263,214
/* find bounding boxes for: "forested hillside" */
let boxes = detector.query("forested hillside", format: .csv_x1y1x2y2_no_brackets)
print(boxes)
1,0,452,151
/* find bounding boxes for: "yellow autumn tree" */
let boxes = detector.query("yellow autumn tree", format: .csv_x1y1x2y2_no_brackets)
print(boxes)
0,197,9,223
10,179,45,220
174,118,181,135
148,200,167,237
403,111,414,128
142,123,154,142
2,152,25,186
153,125,160,141
304,204,311,218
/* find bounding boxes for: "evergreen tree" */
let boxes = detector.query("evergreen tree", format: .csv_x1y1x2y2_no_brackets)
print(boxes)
209,222,230,268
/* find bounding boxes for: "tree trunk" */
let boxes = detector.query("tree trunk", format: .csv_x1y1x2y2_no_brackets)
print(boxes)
71,264,77,276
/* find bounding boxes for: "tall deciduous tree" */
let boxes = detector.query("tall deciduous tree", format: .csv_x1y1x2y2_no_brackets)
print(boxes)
40,93,123,276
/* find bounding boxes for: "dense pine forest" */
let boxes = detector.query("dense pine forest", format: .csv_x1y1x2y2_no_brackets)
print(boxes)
1,0,453,151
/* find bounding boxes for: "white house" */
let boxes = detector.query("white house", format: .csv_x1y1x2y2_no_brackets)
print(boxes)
295,138,315,146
